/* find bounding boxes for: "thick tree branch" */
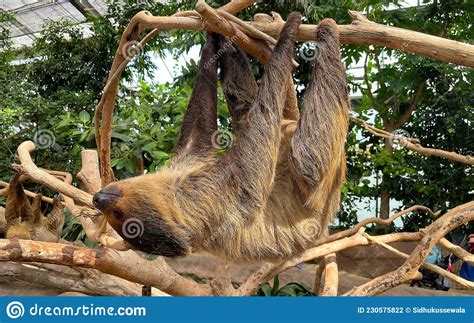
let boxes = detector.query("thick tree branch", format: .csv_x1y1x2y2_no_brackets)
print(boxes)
249,10,474,67
0,262,169,296
0,240,212,296
319,253,339,296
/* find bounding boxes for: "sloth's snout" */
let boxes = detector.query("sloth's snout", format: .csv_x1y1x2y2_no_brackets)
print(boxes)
92,185,122,211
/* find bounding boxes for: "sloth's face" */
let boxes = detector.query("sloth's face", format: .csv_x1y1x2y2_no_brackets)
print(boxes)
92,178,190,257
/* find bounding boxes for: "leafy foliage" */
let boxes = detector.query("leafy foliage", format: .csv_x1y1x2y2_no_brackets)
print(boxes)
257,276,314,296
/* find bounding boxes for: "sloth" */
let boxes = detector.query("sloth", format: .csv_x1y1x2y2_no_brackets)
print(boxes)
93,13,349,262
4,173,64,242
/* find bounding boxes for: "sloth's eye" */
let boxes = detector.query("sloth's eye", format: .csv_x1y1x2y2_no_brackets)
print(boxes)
113,210,123,219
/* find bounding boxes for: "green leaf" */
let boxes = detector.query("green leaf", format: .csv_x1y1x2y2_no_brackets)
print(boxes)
79,110,91,124
271,275,280,296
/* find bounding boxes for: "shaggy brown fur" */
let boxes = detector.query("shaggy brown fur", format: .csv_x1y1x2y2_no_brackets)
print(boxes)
93,14,349,262
5,173,64,242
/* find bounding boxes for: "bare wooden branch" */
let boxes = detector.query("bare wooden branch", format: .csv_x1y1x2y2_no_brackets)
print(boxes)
319,253,339,296
0,240,212,296
353,117,474,165
237,230,423,296
14,141,93,206
438,238,474,265
210,260,237,296
77,150,102,195
249,10,474,68
219,0,257,15
363,233,474,289
311,205,438,251
0,262,169,296
345,201,474,295
312,263,325,295
0,181,62,205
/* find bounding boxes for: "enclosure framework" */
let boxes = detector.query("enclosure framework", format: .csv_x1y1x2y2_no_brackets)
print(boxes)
2,0,474,296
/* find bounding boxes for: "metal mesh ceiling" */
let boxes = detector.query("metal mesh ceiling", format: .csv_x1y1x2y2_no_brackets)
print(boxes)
1,0,108,48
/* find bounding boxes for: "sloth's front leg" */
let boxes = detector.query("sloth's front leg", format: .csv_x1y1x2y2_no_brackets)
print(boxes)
176,32,220,154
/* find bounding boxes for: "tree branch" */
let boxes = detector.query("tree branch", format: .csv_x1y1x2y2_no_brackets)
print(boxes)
0,240,212,296
237,230,423,296
13,141,93,207
319,253,339,296
0,262,169,296
353,117,474,165
345,201,474,295
392,81,426,130
438,238,474,265
363,233,474,289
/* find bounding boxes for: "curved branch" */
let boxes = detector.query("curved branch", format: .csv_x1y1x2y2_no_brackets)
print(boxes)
312,205,438,250
345,201,474,295
438,238,474,265
13,141,93,207
0,262,166,296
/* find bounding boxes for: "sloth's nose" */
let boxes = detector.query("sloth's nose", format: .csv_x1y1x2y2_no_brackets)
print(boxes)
92,185,122,211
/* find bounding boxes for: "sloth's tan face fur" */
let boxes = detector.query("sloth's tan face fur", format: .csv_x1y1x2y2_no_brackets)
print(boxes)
93,173,191,256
